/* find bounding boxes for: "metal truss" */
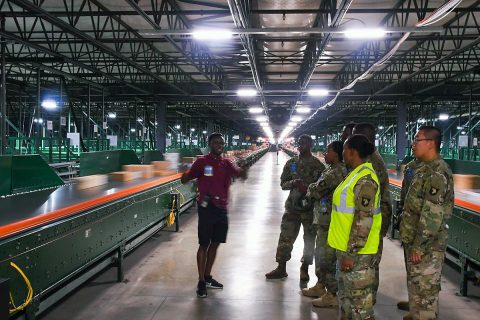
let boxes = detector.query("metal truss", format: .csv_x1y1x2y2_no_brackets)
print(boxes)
336,0,480,99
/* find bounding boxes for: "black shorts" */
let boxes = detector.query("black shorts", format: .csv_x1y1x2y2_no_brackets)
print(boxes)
198,204,228,247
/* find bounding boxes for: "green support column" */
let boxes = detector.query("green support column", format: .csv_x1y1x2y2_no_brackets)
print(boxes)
396,101,407,167
0,17,6,155
155,101,167,152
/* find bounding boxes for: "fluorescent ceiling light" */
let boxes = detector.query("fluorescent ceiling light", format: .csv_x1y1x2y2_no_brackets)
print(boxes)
108,112,116,119
344,28,386,39
417,118,426,124
461,131,466,135
191,128,195,132
192,29,232,40
130,128,136,132
34,118,43,124
256,116,268,122
41,99,58,110
378,125,384,130
237,89,257,97
137,118,143,122
296,107,311,113
249,107,263,114
202,130,207,134
439,114,449,120
311,135,316,139
456,126,463,130
175,124,181,129
308,89,329,97
291,116,302,122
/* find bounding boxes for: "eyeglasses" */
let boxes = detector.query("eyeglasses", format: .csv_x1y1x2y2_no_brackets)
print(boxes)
412,138,433,144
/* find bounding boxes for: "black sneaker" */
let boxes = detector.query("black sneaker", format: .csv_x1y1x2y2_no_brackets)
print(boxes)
196,280,207,298
205,275,223,289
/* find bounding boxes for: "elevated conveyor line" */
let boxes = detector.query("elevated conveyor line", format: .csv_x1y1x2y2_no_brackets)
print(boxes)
0,174,182,240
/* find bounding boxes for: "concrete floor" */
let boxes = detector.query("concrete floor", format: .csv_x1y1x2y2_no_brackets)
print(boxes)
42,151,480,320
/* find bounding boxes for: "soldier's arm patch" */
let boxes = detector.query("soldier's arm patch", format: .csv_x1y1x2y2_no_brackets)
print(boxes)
354,177,378,212
424,172,447,204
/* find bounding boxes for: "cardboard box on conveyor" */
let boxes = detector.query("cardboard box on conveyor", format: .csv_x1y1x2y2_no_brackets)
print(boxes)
122,164,155,179
74,174,108,189
109,171,142,182
453,174,480,190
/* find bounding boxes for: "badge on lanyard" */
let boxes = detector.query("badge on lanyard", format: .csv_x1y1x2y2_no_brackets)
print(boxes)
204,165,213,176
290,162,297,174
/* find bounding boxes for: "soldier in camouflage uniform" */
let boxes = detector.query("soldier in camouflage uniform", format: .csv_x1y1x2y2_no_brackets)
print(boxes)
328,135,381,320
301,141,347,308
353,123,393,302
266,135,325,281
399,126,454,320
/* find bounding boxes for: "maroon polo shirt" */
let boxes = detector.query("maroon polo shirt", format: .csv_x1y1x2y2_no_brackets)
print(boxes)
186,153,242,209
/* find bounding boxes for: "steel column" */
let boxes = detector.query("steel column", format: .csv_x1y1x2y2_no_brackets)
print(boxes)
155,102,167,152
396,101,407,166
35,69,41,154
0,17,6,155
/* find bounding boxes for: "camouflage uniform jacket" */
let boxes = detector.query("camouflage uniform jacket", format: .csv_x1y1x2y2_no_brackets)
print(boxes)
400,159,421,209
306,163,347,225
369,151,393,237
281,154,325,212
399,157,454,254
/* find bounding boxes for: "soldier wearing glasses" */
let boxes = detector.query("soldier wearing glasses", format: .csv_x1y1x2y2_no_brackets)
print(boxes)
398,126,454,320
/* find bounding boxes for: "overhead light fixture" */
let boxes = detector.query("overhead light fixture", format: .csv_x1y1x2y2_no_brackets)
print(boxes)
190,128,195,132
308,89,329,97
260,122,269,127
456,126,463,130
378,125,384,130
439,114,449,121
291,116,302,122
34,118,43,124
417,118,426,124
130,128,136,132
192,29,232,40
461,131,466,135
256,116,268,122
41,99,58,110
202,130,207,134
296,107,311,113
249,107,263,114
344,28,386,39
175,124,181,129
167,133,172,136
137,118,143,122
108,112,116,119
311,135,316,139
237,89,257,97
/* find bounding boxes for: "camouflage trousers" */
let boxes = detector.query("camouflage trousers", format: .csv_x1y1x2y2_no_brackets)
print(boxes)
275,210,315,264
404,245,445,320
314,224,337,293
372,238,383,300
337,252,376,320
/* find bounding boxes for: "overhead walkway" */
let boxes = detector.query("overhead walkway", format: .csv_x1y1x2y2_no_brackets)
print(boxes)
41,151,480,320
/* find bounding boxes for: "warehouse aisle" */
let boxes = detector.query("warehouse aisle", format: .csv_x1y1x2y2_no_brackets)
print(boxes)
42,151,480,320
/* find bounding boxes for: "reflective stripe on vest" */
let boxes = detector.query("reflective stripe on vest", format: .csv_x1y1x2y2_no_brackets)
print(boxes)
328,162,382,254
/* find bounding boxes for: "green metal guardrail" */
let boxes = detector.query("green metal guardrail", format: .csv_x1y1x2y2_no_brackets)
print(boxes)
0,155,64,197
79,150,141,176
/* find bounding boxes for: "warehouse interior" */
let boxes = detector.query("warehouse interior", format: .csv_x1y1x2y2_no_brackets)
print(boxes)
0,0,479,319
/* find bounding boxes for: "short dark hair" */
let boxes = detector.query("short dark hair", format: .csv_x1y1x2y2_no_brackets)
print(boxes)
298,134,313,145
418,125,442,152
352,123,376,144
328,140,344,162
344,123,356,132
208,132,224,144
345,134,375,159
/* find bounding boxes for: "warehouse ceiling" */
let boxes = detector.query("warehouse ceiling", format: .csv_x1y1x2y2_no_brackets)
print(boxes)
1,0,480,139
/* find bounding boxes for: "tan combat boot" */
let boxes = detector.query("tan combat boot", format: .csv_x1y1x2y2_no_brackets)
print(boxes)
312,291,338,308
301,280,326,297
265,262,288,279
300,263,309,281
397,301,409,311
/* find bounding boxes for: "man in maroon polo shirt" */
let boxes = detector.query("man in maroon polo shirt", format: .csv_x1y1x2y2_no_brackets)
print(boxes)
181,133,248,298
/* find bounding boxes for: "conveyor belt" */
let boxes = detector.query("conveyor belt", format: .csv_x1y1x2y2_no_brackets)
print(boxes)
388,172,480,213
0,174,182,239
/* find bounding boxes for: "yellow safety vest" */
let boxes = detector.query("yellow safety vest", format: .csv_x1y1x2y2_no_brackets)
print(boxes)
328,162,381,254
